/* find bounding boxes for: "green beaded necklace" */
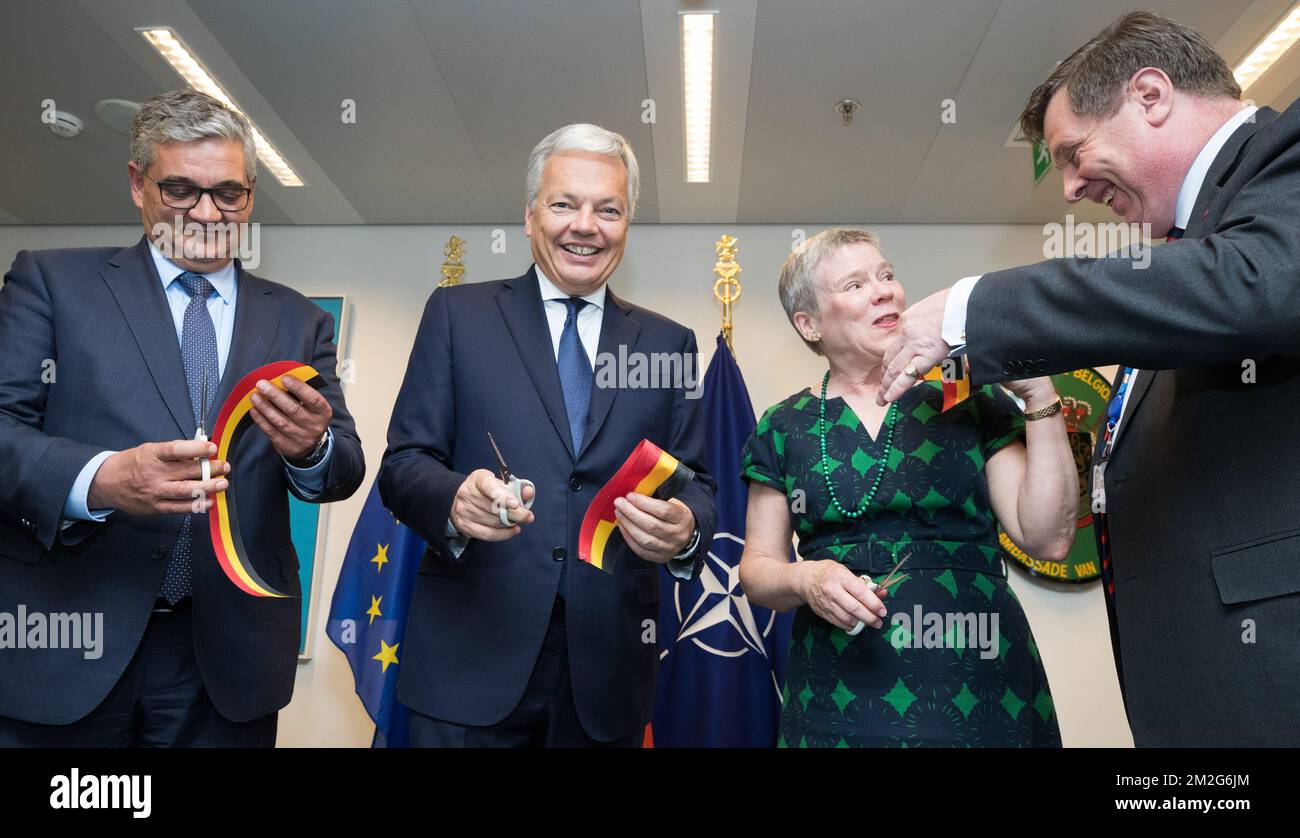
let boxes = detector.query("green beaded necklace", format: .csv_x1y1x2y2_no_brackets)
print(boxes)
818,370,896,519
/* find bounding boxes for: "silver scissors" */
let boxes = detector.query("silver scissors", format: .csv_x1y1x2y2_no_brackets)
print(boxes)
195,376,211,483
488,432,535,527
847,551,911,637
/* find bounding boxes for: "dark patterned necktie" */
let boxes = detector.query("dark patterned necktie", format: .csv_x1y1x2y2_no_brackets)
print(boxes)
160,272,220,604
558,297,592,453
1098,224,1185,655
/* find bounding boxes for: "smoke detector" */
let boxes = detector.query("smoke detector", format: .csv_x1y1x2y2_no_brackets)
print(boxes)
48,110,83,139
95,99,141,134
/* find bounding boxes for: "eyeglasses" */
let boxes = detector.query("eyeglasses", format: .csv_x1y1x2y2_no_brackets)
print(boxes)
142,173,253,211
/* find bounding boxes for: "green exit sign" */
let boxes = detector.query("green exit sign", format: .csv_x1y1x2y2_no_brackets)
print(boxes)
1032,140,1052,183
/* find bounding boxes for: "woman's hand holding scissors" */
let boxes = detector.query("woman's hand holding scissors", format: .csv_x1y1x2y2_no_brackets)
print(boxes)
796,553,909,635
797,560,889,634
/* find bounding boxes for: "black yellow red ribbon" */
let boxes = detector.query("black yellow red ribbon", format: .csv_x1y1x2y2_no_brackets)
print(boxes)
578,440,695,572
208,360,324,598
923,358,972,412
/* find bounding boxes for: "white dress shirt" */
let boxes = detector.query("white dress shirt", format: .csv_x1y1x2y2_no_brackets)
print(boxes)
535,265,605,364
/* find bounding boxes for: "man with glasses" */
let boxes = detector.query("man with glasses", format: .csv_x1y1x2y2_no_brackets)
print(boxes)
0,89,365,746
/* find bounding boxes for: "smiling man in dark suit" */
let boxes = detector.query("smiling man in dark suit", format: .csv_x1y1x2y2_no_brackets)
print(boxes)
877,11,1300,746
0,89,364,746
380,123,716,747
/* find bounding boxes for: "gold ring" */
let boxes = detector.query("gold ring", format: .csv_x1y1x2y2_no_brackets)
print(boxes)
903,364,919,378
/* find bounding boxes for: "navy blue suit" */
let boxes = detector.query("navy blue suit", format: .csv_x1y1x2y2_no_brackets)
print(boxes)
0,238,364,730
379,268,716,743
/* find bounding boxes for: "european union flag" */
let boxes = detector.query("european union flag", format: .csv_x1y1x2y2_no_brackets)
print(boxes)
652,334,794,747
326,480,425,747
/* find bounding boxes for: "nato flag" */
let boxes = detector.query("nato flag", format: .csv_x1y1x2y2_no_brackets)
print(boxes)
652,334,793,746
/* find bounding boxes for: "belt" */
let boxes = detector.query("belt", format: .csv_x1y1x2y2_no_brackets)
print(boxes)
802,536,1007,577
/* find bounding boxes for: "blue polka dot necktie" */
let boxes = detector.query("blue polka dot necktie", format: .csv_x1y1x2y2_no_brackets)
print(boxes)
160,272,220,604
557,297,592,453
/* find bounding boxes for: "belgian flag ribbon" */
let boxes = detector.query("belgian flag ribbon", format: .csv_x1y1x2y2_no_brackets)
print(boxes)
923,356,972,412
578,440,695,572
208,360,325,597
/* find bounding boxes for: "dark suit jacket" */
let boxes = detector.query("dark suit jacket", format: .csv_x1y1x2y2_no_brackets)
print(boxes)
378,267,716,742
969,103,1300,746
0,237,364,725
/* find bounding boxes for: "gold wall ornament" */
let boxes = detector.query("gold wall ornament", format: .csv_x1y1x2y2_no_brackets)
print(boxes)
438,235,467,287
712,234,743,352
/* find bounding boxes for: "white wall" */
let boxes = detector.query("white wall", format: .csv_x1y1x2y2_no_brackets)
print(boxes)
0,223,1134,747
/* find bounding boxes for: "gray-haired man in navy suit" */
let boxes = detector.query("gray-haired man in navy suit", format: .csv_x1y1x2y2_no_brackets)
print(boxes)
0,89,365,746
380,124,716,746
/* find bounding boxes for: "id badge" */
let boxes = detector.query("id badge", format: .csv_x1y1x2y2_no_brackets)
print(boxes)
1091,462,1107,515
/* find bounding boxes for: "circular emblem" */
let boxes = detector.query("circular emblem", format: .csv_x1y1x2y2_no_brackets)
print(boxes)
668,532,776,658
1000,367,1111,583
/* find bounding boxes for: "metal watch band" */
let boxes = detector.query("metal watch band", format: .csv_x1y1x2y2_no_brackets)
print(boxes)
1024,397,1063,421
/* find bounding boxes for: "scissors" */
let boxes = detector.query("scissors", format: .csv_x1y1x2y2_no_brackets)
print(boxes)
195,377,212,484
488,432,536,527
847,551,911,637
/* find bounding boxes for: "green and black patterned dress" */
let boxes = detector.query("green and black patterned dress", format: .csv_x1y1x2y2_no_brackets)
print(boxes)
741,380,1061,748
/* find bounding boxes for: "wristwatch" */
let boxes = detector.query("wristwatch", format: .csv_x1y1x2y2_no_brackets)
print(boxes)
1024,397,1063,421
287,431,330,468
672,527,702,560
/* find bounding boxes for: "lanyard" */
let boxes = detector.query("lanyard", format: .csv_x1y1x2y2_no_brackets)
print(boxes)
1091,366,1136,515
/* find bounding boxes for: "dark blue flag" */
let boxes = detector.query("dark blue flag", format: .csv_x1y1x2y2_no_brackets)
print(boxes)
326,480,425,747
652,334,794,747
